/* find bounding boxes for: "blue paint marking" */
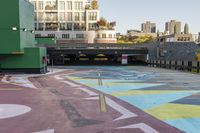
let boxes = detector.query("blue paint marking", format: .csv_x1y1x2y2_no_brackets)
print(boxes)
117,91,199,110
92,83,163,94
165,118,200,133
68,78,163,94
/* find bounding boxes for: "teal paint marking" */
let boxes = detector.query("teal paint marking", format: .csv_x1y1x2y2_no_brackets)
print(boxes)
118,91,200,110
165,118,200,133
67,77,163,94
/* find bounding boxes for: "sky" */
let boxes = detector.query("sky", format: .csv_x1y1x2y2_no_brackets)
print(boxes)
98,0,200,34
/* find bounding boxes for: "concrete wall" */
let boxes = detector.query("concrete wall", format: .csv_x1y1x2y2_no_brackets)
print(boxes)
137,41,200,61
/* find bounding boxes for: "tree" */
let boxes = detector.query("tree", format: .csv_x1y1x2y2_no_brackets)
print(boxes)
97,18,107,28
184,24,189,34
91,0,98,9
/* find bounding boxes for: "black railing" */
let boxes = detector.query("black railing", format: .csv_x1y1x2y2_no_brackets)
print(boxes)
148,60,200,73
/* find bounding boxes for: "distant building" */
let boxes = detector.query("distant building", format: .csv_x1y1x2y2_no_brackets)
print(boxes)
29,0,116,44
157,34,193,42
141,21,156,33
192,34,199,42
116,33,122,39
127,29,157,38
184,24,189,34
127,29,141,36
198,32,200,42
165,20,181,34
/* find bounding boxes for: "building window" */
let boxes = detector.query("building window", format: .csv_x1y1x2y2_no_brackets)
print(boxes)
74,23,80,30
66,23,73,30
59,12,65,21
109,34,112,38
34,23,37,30
60,23,66,30
66,12,72,21
80,23,86,30
81,12,85,21
38,23,44,31
45,1,57,10
62,34,70,39
35,34,41,37
38,12,44,21
76,34,84,39
97,34,100,38
66,1,72,10
88,12,97,21
31,1,37,10
46,23,58,31
102,34,106,38
34,12,37,21
89,23,97,30
59,1,65,10
45,13,58,21
74,12,80,21
74,2,83,10
48,34,55,38
38,1,43,10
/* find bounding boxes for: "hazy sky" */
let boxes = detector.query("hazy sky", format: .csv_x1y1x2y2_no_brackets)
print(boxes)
98,0,200,34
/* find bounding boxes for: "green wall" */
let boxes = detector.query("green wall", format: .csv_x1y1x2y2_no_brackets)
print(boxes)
19,0,35,50
0,0,35,54
35,38,56,45
0,47,46,69
0,0,47,72
0,0,20,54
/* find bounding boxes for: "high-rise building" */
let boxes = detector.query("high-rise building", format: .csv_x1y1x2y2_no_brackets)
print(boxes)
184,24,189,34
165,20,181,35
198,32,200,42
141,21,156,33
29,0,116,43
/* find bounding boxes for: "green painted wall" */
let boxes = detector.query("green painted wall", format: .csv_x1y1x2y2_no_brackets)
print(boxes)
0,0,47,72
0,0,20,54
19,0,35,50
35,38,56,45
0,47,46,69
0,0,35,54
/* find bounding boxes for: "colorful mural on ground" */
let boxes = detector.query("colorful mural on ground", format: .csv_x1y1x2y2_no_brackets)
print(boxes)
65,66,200,133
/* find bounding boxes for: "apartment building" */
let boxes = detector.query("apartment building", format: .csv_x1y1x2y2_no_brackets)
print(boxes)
29,0,116,43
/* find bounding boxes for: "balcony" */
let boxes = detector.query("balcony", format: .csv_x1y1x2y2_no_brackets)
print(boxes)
45,5,57,10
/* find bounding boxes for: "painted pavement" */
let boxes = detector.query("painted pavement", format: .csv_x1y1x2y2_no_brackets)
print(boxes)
65,66,200,133
0,66,199,133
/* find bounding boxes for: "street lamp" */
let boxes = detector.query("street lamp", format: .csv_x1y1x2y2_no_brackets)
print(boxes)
1,27,34,34
22,28,27,32
12,27,17,31
30,30,35,34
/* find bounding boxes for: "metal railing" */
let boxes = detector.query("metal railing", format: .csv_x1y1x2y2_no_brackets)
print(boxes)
148,60,200,73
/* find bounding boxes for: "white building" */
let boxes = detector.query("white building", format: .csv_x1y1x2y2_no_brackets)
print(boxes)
29,0,116,43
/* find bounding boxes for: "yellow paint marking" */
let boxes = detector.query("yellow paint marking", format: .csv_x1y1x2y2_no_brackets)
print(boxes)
112,90,197,97
146,103,200,120
99,94,107,113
